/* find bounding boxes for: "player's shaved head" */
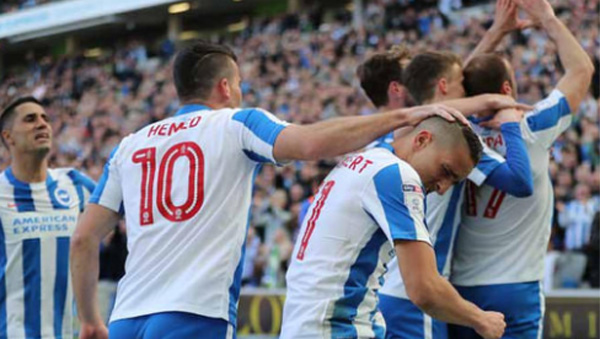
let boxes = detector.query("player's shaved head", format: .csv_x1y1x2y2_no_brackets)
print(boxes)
411,117,482,165
173,40,238,102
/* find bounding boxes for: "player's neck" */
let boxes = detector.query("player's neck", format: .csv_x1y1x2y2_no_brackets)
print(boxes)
10,153,48,183
182,99,229,110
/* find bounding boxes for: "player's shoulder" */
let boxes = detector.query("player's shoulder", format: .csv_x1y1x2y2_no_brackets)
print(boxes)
527,89,570,117
362,145,422,185
49,167,95,185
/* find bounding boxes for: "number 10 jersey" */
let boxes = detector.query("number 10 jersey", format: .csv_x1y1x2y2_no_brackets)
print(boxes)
89,104,288,325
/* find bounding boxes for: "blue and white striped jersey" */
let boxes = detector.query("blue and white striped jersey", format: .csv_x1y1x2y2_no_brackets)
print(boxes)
0,167,94,339
379,143,504,300
452,89,572,286
281,144,431,339
90,104,288,326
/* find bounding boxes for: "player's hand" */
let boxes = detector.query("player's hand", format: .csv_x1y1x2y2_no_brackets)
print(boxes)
479,108,524,130
491,0,535,34
403,104,470,126
474,311,506,339
486,94,534,113
79,323,109,339
513,0,556,23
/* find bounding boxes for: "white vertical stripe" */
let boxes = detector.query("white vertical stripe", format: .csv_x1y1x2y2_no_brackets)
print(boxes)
6,242,25,339
424,314,433,339
40,239,56,337
537,281,545,339
226,323,234,339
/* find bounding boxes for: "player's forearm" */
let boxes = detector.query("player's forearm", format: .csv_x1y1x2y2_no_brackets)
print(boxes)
71,233,104,326
414,277,487,330
442,95,495,117
542,17,594,78
466,27,506,65
278,110,410,160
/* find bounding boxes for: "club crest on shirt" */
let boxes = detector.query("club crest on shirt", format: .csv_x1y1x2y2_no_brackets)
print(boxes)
55,189,71,206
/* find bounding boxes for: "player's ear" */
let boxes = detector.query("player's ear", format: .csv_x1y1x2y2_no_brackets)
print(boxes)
217,77,231,101
1,130,12,147
413,130,433,151
438,78,448,95
501,80,512,96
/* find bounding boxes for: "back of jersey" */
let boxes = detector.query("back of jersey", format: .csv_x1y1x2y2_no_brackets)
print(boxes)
452,90,571,286
90,104,287,325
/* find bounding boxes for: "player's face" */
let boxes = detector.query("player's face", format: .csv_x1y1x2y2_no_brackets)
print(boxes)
412,142,474,195
445,63,465,100
5,103,52,155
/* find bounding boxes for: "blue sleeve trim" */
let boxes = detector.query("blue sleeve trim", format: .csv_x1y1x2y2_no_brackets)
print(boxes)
89,144,120,204
475,153,503,176
485,123,533,197
373,164,418,241
232,109,287,146
526,96,571,132
243,149,274,164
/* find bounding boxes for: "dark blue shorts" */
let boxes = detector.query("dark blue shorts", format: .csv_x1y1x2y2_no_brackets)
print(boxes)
448,281,544,339
109,312,234,339
379,293,448,339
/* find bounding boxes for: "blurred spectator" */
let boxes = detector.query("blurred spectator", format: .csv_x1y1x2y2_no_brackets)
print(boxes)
558,184,599,251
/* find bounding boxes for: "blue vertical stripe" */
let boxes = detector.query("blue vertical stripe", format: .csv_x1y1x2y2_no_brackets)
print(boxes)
0,219,7,338
330,229,388,338
228,164,262,326
22,239,41,338
67,171,86,212
66,170,96,194
5,168,35,212
373,164,419,240
53,237,69,337
434,182,464,273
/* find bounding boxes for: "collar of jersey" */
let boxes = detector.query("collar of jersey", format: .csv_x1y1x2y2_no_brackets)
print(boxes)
175,104,212,117
5,167,54,189
375,142,395,154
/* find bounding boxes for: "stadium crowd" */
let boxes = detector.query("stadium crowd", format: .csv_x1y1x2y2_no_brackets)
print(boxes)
0,0,597,289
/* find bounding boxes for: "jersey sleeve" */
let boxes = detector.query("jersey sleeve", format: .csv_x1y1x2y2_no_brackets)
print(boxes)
230,108,289,164
522,89,572,149
67,169,97,212
89,144,123,213
361,163,431,246
467,141,504,186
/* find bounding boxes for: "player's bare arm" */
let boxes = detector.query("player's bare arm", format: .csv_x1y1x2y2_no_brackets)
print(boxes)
71,204,120,339
396,240,506,339
441,94,532,118
466,0,533,65
273,104,468,162
514,0,594,112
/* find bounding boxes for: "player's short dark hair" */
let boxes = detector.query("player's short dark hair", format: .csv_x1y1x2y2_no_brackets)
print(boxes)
357,46,411,107
461,125,483,165
403,51,462,104
463,54,512,96
0,96,43,148
173,40,238,102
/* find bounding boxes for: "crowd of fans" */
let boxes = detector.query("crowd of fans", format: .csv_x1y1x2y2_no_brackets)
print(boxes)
0,0,597,289
0,0,53,14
